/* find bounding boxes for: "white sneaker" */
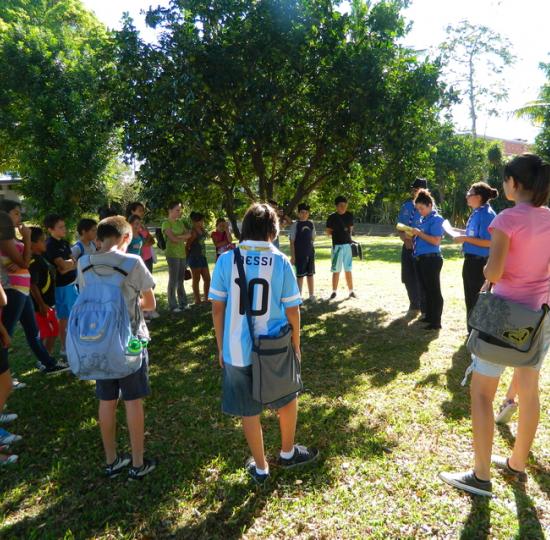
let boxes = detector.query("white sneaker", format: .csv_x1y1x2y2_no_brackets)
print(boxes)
309,295,317,302
495,399,518,425
171,308,182,313
0,413,17,424
150,311,160,319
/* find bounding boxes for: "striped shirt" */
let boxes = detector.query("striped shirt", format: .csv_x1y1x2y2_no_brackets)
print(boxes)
0,241,31,295
208,240,302,367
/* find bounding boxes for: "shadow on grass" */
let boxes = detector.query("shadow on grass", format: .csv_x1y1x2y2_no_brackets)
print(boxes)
439,344,471,420
1,298,398,538
460,496,491,540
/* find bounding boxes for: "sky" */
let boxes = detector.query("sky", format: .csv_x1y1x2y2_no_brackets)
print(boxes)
81,0,550,143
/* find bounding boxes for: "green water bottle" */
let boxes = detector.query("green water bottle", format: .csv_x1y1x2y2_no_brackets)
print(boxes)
126,337,143,356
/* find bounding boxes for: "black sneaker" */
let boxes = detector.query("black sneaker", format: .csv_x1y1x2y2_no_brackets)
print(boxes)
245,457,269,485
104,454,131,478
278,445,319,469
44,364,70,375
329,292,337,300
438,470,492,497
491,456,528,483
128,458,157,480
348,291,357,299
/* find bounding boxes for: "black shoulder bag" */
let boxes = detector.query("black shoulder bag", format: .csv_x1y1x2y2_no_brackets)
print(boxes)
234,248,303,404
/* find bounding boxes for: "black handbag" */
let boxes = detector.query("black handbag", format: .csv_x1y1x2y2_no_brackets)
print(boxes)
234,248,303,404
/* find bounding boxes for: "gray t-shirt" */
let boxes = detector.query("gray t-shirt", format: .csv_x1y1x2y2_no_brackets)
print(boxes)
77,250,155,339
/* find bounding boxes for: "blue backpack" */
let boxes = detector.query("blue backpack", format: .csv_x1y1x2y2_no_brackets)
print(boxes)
66,254,142,380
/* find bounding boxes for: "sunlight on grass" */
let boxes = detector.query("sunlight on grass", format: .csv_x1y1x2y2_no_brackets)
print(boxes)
0,236,547,539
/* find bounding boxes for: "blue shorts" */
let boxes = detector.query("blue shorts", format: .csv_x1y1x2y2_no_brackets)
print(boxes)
222,363,298,417
188,255,208,269
95,350,150,401
55,283,78,320
331,244,353,273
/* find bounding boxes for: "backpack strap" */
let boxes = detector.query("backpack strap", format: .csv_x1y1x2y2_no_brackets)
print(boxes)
234,248,257,352
79,254,139,287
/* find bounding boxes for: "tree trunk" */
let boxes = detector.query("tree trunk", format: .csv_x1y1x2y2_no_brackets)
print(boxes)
223,189,240,240
468,54,477,138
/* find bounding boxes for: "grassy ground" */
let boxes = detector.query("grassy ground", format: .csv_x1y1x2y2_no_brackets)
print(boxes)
0,235,548,539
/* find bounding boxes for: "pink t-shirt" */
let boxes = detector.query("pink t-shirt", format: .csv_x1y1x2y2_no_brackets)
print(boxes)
490,202,550,310
139,225,153,262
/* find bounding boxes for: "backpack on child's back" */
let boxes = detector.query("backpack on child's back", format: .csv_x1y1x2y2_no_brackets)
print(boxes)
66,254,145,380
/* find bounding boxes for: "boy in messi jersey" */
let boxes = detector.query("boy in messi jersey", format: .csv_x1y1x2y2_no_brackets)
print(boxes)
209,203,319,484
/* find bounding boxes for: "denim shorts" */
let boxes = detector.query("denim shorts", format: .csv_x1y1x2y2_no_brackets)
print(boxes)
188,255,208,269
95,350,150,401
222,363,298,417
55,283,78,320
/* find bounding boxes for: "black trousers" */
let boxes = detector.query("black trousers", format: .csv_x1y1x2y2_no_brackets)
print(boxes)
417,255,443,326
462,256,487,331
401,245,425,311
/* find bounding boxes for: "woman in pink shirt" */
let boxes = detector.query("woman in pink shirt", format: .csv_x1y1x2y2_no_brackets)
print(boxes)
440,153,550,497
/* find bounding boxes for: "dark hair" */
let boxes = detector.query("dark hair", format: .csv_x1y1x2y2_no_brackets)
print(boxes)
470,182,499,204
126,202,145,217
298,203,310,212
44,214,63,230
216,217,226,225
241,203,279,241
190,211,204,222
334,196,347,205
30,226,45,243
504,153,550,207
128,214,141,225
77,218,97,235
267,199,279,208
97,216,131,241
167,201,181,211
98,206,117,220
414,189,434,207
0,200,21,214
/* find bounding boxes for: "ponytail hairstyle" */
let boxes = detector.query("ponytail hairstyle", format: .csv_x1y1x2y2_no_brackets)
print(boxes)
413,188,435,207
470,182,499,204
504,153,550,207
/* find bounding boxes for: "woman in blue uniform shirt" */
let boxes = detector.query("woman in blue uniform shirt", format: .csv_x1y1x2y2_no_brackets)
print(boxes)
411,189,445,330
453,182,498,331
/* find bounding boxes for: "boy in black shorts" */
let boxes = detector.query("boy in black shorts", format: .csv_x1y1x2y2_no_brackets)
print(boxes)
289,203,316,300
78,216,157,479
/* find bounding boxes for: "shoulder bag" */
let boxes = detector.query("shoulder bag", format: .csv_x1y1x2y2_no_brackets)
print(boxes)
234,248,303,404
467,291,549,367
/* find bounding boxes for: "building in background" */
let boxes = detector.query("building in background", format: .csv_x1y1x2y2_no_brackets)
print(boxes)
0,173,22,202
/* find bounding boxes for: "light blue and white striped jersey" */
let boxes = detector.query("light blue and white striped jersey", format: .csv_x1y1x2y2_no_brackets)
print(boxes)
208,240,302,367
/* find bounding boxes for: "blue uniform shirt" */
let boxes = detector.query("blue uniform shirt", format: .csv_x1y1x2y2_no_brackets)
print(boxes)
414,211,444,256
463,204,496,257
208,241,302,367
397,200,422,228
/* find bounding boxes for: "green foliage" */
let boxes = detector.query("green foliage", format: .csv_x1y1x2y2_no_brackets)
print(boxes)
431,125,499,225
113,0,443,230
440,20,515,137
0,0,119,224
529,62,550,161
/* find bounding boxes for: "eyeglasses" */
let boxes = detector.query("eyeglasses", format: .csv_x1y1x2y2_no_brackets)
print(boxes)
466,192,477,197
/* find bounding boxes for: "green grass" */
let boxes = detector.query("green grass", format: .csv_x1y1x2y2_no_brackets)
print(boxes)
0,236,548,539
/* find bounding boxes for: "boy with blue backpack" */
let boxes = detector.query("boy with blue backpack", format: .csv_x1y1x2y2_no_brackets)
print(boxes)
69,216,157,479
71,218,97,260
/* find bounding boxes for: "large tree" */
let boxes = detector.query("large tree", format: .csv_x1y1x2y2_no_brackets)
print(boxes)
114,0,442,232
0,0,118,222
440,20,515,138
